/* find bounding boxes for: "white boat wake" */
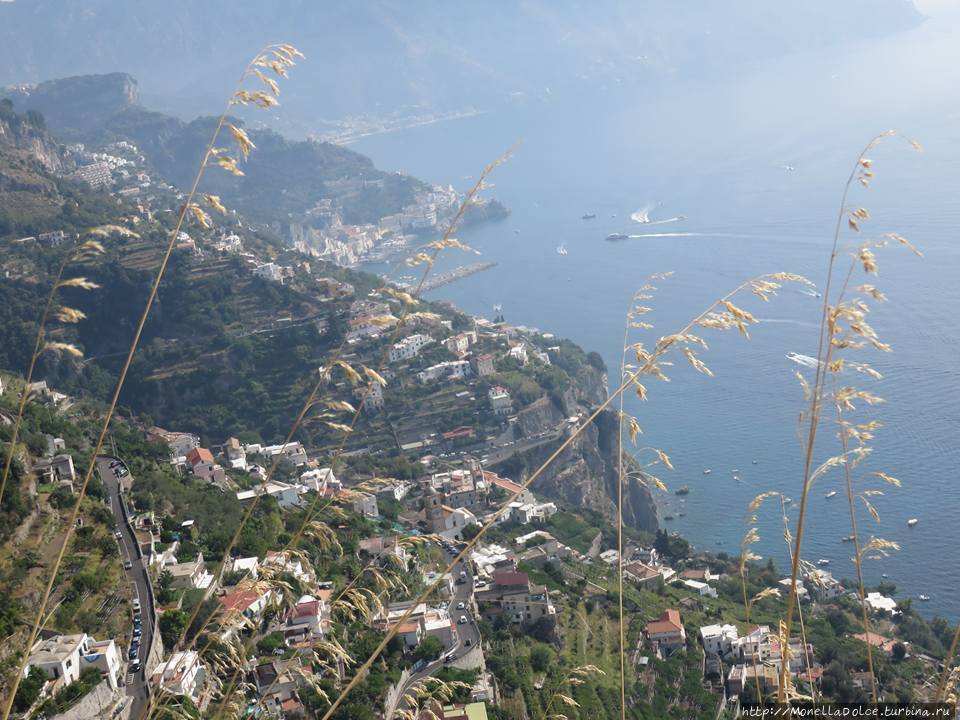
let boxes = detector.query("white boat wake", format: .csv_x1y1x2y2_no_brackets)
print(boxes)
786,352,821,369
630,206,652,223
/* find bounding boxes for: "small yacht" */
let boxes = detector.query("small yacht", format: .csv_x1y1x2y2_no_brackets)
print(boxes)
703,468,712,475
784,497,793,504
842,535,855,543
731,468,740,473
732,475,740,481
752,459,759,464
881,574,888,579
907,518,919,527
919,594,931,601
817,558,831,566
825,491,837,499
556,243,568,256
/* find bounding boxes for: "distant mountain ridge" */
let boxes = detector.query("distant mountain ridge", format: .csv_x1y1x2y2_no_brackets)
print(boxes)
2,72,429,234
0,1,924,128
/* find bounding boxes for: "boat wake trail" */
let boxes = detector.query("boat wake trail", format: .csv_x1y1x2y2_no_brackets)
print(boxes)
786,352,821,369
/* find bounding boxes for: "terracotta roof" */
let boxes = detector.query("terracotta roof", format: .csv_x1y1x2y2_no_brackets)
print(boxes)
220,588,267,613
854,631,899,653
494,570,529,587
487,474,523,494
287,600,321,620
186,447,214,465
393,621,420,634
646,609,683,635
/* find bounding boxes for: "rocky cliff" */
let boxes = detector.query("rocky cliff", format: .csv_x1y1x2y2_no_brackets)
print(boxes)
506,363,658,534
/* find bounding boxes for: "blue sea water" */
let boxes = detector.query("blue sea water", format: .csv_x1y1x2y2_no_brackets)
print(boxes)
354,16,960,620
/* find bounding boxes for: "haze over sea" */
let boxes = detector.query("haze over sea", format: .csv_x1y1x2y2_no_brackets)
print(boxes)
356,13,960,620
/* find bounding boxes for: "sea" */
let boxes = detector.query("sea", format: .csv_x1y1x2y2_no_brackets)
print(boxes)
354,15,960,621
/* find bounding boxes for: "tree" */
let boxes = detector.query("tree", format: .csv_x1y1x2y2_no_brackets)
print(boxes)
529,644,553,673
891,641,907,661
159,609,189,647
461,522,481,541
414,636,443,663
14,666,47,712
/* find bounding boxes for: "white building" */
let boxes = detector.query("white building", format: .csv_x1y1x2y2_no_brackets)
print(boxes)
509,501,557,524
700,624,739,656
284,594,328,646
236,481,303,509
389,334,434,362
418,360,471,384
151,650,205,703
24,633,122,691
488,386,513,416
256,442,309,467
299,467,336,493
865,592,899,615
253,262,285,283
444,331,477,357
231,556,260,580
682,579,718,598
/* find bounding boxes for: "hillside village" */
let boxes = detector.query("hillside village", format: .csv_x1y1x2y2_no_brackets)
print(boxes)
1,363,952,719
0,100,957,720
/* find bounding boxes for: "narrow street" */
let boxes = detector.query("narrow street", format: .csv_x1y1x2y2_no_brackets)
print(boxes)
97,455,155,720
395,554,481,710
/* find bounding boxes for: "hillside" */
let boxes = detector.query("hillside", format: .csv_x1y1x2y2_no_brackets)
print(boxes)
0,126,654,531
2,73,429,232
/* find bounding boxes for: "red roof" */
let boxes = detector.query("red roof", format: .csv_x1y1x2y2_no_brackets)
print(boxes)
220,588,266,613
186,447,214,465
287,600,320,621
494,571,529,587
646,609,683,635
486,473,523,495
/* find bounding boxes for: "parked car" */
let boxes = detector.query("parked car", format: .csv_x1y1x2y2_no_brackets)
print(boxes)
124,559,133,570
114,531,123,539
128,645,139,660
133,627,142,640
465,638,472,647
458,615,468,625
130,659,141,673
456,602,465,610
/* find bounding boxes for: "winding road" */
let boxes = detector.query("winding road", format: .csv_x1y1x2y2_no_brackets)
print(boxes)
97,455,155,720
394,554,481,712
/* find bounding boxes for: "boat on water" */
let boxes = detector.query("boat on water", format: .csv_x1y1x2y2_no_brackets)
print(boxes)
908,518,919,527
784,497,793,504
674,486,690,496
663,514,674,521
919,594,931,601
678,512,686,517
703,469,712,475
731,468,740,473
752,459,759,464
582,213,597,220
556,243,568,256
817,558,831,566
630,209,651,224
605,233,629,241
881,574,888,579
826,491,837,499
732,475,740,481
841,535,855,542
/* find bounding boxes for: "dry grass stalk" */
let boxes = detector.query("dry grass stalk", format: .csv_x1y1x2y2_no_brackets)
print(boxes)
778,131,922,703
0,236,109,508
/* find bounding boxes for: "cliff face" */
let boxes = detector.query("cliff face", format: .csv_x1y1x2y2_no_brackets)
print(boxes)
507,364,658,534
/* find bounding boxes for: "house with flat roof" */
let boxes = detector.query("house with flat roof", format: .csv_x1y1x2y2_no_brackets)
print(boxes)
151,650,206,707
24,633,122,692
